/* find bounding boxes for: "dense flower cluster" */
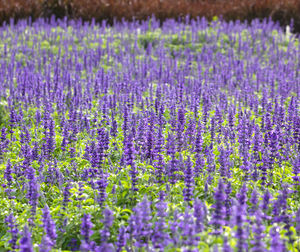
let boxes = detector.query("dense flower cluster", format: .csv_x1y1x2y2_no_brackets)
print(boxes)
0,17,299,251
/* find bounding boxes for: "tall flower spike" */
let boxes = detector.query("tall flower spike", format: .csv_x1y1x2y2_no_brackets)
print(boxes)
124,133,138,191
40,235,53,252
194,199,205,233
296,208,300,236
152,200,170,250
194,153,204,178
224,182,232,225
237,183,247,207
270,227,285,252
223,236,232,252
19,225,33,252
251,209,265,252
62,182,71,209
145,112,155,161
176,106,185,151
80,214,93,249
41,205,57,246
183,156,194,202
101,208,114,243
249,189,259,215
47,118,56,160
116,226,127,252
186,118,196,147
26,166,39,221
128,196,152,248
180,207,197,247
5,213,19,250
168,153,178,185
154,126,165,183
4,160,13,186
0,128,9,160
96,178,107,206
210,179,226,235
232,198,247,252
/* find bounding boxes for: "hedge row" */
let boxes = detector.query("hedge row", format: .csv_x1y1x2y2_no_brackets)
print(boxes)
0,0,300,32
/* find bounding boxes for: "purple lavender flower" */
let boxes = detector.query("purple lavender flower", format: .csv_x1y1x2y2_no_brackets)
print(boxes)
176,107,185,151
124,133,138,191
96,178,107,206
128,196,152,248
179,208,197,247
251,209,265,252
210,179,226,235
154,126,165,183
101,208,114,243
145,112,155,160
270,227,285,252
4,160,13,186
41,205,57,247
152,200,170,249
5,213,19,250
62,182,71,209
122,103,129,138
116,226,127,252
194,199,205,233
170,210,180,247
96,127,109,168
223,236,232,252
183,157,194,202
237,183,247,207
292,155,300,187
26,167,39,220
232,198,248,252
168,153,178,185
249,189,259,215
80,214,94,251
195,125,203,154
224,182,232,225
0,127,9,159
19,225,33,252
40,235,53,252
46,118,56,159
296,208,300,235
110,115,118,137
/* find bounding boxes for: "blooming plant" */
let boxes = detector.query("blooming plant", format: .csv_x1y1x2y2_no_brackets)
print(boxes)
0,16,299,251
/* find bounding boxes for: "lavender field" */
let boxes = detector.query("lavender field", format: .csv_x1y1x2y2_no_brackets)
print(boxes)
0,17,299,251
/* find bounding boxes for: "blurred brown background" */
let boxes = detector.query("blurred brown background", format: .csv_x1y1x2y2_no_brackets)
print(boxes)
0,0,299,32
